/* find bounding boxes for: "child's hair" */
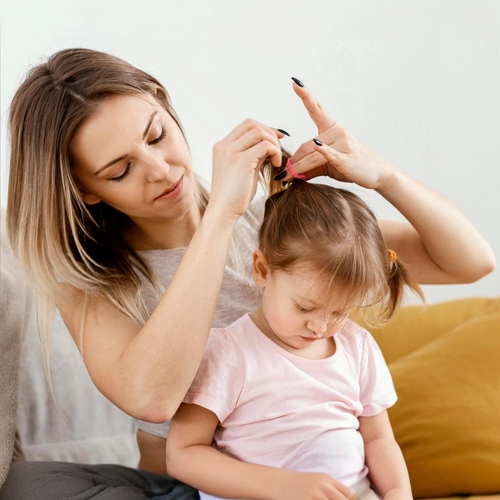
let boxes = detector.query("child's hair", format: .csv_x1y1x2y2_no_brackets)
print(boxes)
258,149,426,328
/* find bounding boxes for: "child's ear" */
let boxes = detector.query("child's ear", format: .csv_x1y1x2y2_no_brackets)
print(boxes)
252,249,269,288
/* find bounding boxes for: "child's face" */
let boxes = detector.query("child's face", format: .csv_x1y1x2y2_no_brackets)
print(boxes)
251,250,354,351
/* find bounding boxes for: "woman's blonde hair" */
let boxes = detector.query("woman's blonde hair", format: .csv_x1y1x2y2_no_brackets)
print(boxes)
6,48,251,391
259,153,426,327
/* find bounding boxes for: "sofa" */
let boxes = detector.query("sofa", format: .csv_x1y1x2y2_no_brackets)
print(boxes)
352,298,500,499
1,206,499,498
0,207,139,491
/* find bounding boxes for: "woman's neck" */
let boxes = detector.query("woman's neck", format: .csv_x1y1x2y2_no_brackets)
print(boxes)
125,202,203,251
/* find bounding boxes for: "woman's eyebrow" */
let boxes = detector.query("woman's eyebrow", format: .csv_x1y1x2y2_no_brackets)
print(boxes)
93,110,158,176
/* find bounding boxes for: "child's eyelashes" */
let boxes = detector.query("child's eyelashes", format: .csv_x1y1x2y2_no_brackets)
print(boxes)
295,303,314,313
294,302,349,319
110,123,167,183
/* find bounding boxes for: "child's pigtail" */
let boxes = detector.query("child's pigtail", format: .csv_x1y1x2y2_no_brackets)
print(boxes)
380,250,427,325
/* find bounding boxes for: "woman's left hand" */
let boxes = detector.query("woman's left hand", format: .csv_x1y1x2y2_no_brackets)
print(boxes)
281,79,398,190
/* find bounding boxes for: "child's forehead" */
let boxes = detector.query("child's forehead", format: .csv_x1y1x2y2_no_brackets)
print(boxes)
280,269,351,306
283,270,321,290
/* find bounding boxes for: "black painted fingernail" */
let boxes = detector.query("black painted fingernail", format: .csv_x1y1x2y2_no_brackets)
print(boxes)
313,138,323,146
291,77,304,87
277,128,290,136
274,170,287,181
282,181,287,187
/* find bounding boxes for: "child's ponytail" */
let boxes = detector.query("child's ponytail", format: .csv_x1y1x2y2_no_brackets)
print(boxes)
258,148,426,328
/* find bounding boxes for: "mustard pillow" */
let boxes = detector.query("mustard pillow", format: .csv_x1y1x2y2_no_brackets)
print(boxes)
351,297,500,364
386,311,500,498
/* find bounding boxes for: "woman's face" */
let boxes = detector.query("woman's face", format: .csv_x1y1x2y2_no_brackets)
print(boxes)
252,250,354,351
69,93,195,224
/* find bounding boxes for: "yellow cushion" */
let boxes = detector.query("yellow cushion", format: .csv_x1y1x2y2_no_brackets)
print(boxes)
388,311,500,497
350,297,500,364
426,497,500,500
350,298,500,497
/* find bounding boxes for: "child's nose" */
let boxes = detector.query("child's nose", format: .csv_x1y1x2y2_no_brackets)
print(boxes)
306,318,328,336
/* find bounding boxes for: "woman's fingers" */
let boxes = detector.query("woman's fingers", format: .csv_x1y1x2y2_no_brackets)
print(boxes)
290,121,350,165
286,148,327,177
280,140,351,184
310,140,352,183
221,118,285,147
291,77,338,134
290,78,348,170
244,140,282,171
232,126,283,167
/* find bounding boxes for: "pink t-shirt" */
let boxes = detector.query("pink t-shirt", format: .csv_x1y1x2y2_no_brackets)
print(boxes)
182,313,397,499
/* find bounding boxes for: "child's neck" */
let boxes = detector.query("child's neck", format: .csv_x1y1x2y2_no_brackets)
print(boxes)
249,308,336,361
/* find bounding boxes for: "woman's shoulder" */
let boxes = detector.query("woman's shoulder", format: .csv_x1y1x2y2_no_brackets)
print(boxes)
229,191,265,246
241,192,266,229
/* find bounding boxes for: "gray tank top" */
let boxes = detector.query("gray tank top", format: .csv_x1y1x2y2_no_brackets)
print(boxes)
135,194,265,438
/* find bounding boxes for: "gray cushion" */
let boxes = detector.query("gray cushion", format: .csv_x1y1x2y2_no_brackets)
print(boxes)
1,207,140,474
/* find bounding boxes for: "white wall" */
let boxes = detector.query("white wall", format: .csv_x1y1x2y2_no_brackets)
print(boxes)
2,0,499,304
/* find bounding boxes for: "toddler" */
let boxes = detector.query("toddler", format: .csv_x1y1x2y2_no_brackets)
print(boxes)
166,157,424,500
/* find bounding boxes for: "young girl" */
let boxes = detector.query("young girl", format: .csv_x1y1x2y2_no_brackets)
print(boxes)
165,154,423,500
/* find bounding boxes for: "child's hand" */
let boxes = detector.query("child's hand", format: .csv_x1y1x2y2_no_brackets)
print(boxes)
276,470,359,500
281,78,397,191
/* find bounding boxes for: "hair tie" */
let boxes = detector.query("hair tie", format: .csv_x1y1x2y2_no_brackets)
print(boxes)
286,158,307,181
388,248,397,263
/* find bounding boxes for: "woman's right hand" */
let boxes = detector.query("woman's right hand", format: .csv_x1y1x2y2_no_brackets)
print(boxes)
208,119,285,222
276,470,360,500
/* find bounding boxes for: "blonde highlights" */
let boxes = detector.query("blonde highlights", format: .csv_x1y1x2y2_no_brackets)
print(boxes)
6,48,241,390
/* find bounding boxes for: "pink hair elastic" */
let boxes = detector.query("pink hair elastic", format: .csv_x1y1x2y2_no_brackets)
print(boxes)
286,158,307,181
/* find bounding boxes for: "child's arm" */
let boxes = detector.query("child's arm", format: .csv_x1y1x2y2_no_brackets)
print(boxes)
166,402,290,499
167,402,359,500
359,410,412,500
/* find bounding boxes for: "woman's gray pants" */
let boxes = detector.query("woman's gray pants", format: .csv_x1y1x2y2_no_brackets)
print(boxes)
0,460,200,500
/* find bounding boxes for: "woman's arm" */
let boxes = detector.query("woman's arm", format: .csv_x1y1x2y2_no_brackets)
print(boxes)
56,120,285,423
166,403,291,499
375,166,496,285
58,207,237,423
359,410,412,500
283,81,496,286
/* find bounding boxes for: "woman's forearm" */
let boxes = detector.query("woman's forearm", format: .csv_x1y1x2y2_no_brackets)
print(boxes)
119,205,238,421
167,444,289,500
375,166,496,282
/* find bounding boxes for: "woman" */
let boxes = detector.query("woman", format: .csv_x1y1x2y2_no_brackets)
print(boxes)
1,48,495,500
